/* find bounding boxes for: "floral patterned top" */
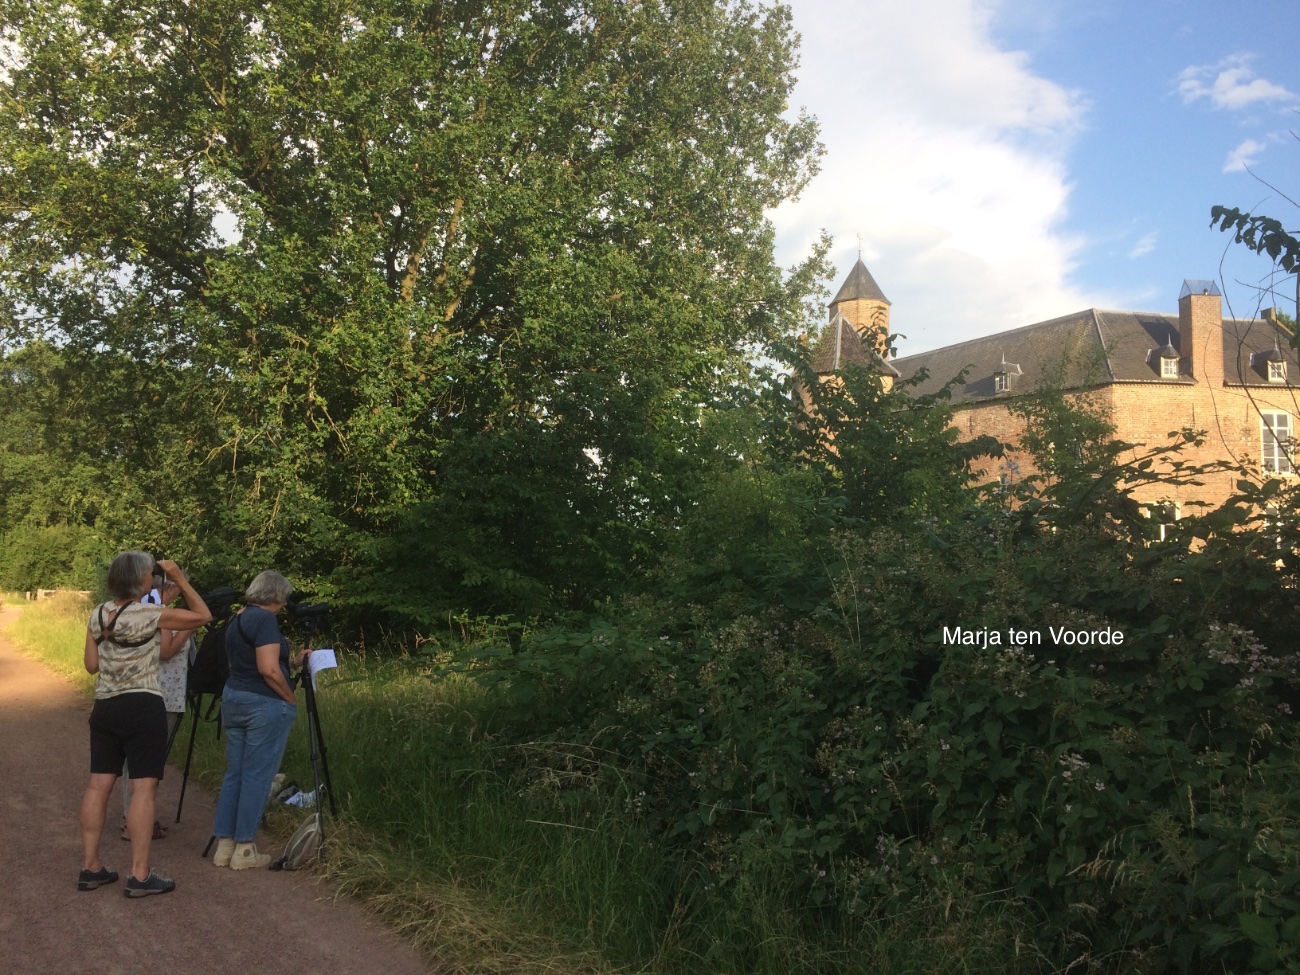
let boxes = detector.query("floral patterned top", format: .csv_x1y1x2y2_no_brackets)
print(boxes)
158,634,194,713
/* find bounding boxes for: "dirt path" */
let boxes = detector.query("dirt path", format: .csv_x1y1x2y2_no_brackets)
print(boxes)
0,604,434,975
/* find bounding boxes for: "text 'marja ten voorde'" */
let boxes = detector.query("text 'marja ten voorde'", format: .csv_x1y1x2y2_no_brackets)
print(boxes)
941,626,1125,648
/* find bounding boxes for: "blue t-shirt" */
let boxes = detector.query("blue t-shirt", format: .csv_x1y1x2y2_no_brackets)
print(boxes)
225,606,293,699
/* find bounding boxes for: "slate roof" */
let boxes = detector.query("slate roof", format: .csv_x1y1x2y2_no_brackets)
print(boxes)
831,258,890,306
891,309,1299,404
810,309,901,378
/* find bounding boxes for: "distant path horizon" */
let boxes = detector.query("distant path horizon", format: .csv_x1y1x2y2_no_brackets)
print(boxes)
0,603,434,975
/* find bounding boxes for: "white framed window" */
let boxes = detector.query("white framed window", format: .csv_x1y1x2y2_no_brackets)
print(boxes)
1265,503,1283,549
1143,502,1181,542
1161,357,1179,378
1261,412,1293,474
1269,360,1287,382
994,373,1008,392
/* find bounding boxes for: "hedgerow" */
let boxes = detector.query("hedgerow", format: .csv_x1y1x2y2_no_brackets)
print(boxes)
458,368,1300,973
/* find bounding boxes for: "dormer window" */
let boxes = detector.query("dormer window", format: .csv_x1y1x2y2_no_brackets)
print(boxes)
1253,342,1288,383
1153,336,1180,379
994,353,1021,393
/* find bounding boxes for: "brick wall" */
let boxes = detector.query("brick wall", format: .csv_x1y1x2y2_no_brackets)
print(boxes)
1110,381,1300,510
831,296,890,354
950,380,1300,512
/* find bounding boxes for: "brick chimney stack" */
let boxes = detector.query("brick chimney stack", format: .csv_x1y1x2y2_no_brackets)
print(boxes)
1179,279,1223,387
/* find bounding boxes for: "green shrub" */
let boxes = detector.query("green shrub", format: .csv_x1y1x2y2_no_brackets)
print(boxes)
458,449,1300,972
0,522,106,592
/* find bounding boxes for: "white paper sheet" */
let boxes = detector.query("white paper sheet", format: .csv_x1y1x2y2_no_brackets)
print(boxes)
306,647,338,689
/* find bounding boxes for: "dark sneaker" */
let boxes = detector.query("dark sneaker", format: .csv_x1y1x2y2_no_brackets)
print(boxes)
124,871,176,898
77,866,119,891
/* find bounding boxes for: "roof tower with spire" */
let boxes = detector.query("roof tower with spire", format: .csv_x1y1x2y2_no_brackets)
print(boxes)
831,258,890,307
826,257,892,358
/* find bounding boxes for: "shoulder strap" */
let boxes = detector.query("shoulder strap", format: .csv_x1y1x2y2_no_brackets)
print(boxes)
235,611,252,646
95,602,157,649
95,604,125,646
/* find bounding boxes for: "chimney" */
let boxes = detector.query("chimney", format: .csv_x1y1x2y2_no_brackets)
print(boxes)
1178,279,1223,386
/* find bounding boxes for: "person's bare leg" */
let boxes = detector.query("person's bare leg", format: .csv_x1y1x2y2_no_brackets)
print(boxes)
80,773,118,871
126,777,160,880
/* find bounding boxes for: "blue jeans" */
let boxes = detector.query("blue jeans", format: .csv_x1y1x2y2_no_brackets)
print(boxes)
212,687,297,842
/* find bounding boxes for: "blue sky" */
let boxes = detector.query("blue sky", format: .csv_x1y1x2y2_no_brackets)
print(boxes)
772,0,1300,354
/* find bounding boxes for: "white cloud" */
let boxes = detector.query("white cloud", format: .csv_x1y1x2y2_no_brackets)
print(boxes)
1177,54,1296,110
1129,232,1158,259
1223,138,1267,173
773,0,1095,351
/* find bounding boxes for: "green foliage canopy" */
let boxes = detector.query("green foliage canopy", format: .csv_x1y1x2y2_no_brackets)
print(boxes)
0,0,821,601
459,378,1300,973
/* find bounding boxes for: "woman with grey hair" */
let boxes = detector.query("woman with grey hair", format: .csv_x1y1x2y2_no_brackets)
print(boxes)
210,570,310,870
79,552,211,896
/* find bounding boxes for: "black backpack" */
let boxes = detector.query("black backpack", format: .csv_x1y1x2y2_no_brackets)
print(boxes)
187,585,240,702
188,619,231,698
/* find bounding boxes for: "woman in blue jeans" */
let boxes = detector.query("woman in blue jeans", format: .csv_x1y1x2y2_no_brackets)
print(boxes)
211,570,309,870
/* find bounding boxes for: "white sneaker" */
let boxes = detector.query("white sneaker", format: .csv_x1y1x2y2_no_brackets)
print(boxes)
229,842,271,870
212,838,236,868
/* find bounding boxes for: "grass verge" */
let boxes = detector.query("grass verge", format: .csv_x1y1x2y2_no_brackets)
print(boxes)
5,599,1052,974
4,591,96,692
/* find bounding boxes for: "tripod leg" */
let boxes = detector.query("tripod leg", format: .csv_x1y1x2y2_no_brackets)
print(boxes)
175,696,202,823
313,703,339,817
301,678,334,861
164,706,184,760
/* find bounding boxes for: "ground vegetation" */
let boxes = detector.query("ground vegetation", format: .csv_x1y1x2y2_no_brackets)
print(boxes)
4,4,1300,971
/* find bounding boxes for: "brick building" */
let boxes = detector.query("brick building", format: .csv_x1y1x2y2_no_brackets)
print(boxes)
812,259,1300,515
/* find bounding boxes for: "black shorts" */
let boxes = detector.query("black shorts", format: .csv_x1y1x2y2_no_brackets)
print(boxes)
89,693,168,780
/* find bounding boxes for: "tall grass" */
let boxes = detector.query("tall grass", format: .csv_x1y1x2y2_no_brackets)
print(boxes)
5,591,95,692
279,662,670,973
7,600,1049,974
282,656,1051,974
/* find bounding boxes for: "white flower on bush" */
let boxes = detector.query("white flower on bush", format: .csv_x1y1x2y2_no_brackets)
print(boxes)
1058,753,1090,781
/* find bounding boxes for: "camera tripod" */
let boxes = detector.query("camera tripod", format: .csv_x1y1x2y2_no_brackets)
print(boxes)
296,609,340,861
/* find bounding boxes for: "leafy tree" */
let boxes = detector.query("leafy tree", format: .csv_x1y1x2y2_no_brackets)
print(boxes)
1211,205,1299,274
1211,149,1298,325
0,0,822,602
0,344,110,588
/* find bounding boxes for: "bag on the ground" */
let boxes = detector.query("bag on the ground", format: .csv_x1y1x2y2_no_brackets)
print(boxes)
271,814,321,871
